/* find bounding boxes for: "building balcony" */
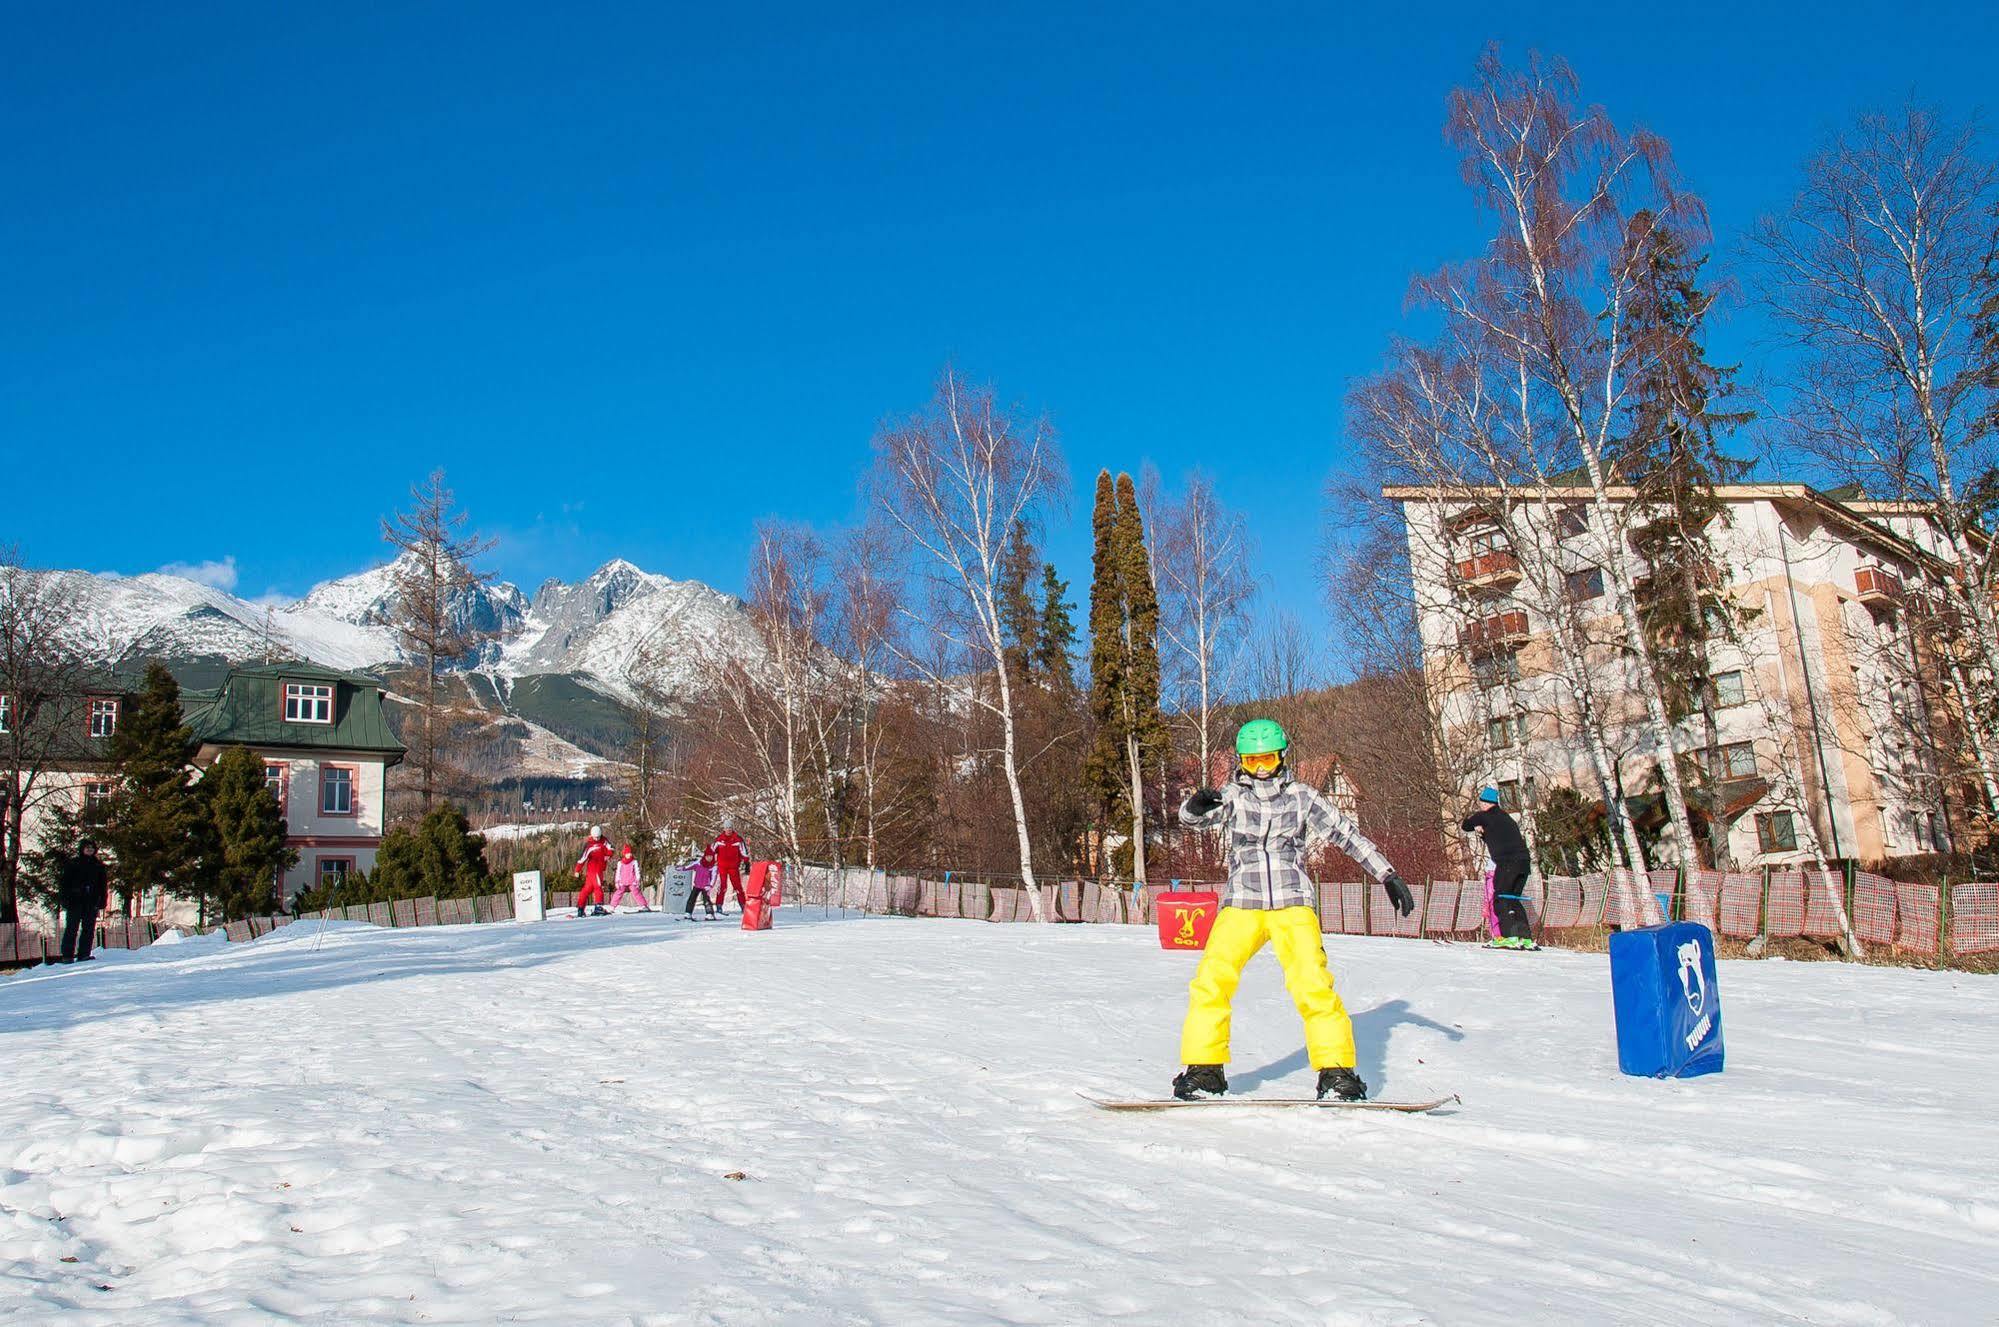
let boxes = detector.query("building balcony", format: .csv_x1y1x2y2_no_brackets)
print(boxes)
1458,609,1530,655
1454,550,1523,592
1855,567,1903,607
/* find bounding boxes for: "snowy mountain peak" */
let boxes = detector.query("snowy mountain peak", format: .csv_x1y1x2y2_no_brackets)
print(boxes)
41,556,756,706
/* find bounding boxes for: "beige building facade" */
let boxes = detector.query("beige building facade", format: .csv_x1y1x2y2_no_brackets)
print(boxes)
1388,483,1960,871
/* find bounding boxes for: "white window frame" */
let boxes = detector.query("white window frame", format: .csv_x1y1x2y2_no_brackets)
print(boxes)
321,765,354,816
0,692,10,734
88,697,119,738
285,682,334,725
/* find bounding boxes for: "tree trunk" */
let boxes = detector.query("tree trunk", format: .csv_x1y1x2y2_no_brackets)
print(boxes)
991,634,1045,921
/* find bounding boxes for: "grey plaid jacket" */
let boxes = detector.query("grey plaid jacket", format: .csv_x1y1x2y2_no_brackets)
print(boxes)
1180,774,1397,911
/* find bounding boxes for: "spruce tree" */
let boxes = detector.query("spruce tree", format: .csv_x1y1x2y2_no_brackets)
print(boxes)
103,662,206,914
998,520,1042,678
202,744,296,919
1618,216,1752,868
368,804,495,900
1036,563,1077,684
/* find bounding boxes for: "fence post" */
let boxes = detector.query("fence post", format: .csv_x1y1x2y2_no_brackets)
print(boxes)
1940,879,1951,970
1759,865,1772,944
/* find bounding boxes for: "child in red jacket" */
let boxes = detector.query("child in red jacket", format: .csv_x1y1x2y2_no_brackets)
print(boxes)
573,827,615,917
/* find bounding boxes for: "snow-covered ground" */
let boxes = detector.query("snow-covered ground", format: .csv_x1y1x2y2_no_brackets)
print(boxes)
2,915,1994,1325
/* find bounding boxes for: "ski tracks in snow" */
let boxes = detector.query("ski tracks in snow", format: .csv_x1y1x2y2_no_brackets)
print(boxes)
1,914,1995,1324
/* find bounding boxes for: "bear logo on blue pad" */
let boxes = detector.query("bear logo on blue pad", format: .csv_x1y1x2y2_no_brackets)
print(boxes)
1677,939,1706,1017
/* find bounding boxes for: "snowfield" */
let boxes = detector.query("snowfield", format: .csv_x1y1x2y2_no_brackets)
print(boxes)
2,914,1994,1326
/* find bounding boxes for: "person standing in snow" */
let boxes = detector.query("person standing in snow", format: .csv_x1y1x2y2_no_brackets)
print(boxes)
709,817,749,913
57,837,110,963
686,845,720,919
573,826,615,917
607,843,651,911
1172,719,1416,1102
1463,787,1537,951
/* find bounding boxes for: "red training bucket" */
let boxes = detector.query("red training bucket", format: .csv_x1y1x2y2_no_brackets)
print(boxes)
1155,891,1220,951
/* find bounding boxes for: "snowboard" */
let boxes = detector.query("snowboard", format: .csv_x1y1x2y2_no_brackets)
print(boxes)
1080,1092,1457,1114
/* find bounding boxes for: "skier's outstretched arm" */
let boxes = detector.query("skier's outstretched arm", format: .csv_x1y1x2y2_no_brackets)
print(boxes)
1179,784,1234,828
1302,787,1415,916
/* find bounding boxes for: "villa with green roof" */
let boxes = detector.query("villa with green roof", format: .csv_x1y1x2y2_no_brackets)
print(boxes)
184,663,406,903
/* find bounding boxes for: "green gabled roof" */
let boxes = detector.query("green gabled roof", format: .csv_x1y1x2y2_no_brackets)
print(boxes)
184,661,406,760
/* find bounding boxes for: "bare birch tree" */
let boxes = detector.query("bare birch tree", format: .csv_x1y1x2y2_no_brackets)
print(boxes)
1424,47,1708,875
869,368,1065,918
1749,103,1999,814
0,550,90,924
702,522,834,865
1153,472,1257,782
834,525,908,871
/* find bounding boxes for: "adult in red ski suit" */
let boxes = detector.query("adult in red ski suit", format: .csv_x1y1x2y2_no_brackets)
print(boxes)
573,827,615,915
710,819,749,912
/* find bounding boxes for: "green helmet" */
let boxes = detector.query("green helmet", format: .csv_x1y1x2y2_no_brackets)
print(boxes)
1235,718,1289,757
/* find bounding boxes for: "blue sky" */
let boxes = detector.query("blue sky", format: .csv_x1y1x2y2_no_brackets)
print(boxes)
7,3,1994,650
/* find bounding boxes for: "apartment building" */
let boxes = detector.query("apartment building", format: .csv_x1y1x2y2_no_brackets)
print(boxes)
1385,482,1957,871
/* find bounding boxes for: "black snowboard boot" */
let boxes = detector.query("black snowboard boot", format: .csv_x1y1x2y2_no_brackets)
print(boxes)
1172,1064,1228,1101
1316,1067,1367,1102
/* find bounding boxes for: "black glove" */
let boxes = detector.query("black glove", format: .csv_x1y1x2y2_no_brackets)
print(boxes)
1184,787,1224,817
1383,873,1416,918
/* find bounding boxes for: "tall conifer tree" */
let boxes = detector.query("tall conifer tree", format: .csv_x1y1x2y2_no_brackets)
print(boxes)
202,745,296,919
103,662,205,914
1086,471,1168,880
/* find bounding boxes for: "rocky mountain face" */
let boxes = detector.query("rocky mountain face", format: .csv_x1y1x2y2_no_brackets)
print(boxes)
39,555,759,760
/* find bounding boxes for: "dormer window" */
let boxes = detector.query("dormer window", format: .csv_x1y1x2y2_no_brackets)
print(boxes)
284,682,334,724
88,697,119,738
0,693,10,734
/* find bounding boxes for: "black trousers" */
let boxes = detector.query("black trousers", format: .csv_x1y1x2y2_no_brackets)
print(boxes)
684,887,715,917
60,906,99,961
1492,859,1533,940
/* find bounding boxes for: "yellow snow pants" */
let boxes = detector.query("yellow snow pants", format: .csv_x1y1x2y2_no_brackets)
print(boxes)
1178,906,1355,1069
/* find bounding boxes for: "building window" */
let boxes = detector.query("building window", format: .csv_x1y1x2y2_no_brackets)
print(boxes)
317,857,355,889
0,693,10,734
1711,671,1746,708
1487,713,1527,749
88,697,119,738
321,766,354,816
1556,506,1588,541
1565,567,1606,602
1928,811,1944,853
1497,779,1530,812
1756,811,1798,853
82,780,116,813
264,762,289,819
284,682,334,724
1472,653,1521,690
1702,741,1758,780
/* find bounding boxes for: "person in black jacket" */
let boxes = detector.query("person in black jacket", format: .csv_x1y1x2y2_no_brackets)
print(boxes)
1462,788,1537,950
57,838,110,963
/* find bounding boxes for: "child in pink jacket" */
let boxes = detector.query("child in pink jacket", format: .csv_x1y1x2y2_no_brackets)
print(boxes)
607,843,652,912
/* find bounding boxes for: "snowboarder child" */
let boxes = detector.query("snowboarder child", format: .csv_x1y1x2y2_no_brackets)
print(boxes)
1173,719,1416,1102
607,843,651,911
1464,787,1537,950
573,827,615,917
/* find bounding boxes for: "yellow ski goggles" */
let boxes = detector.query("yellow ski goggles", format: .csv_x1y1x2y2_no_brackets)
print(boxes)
1240,750,1283,777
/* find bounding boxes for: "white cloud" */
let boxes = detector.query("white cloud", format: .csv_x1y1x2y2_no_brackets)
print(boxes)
157,556,239,592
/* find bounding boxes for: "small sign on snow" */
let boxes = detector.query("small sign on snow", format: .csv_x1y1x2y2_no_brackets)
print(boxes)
513,870,545,924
